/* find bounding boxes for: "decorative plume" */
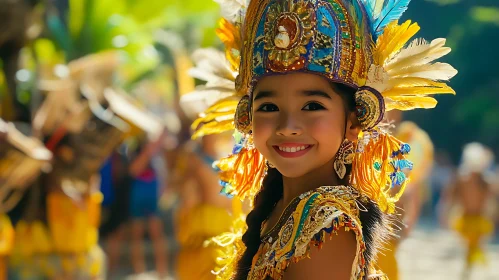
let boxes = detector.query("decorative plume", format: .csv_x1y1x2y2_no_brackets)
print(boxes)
368,20,457,112
180,48,239,137
362,0,412,38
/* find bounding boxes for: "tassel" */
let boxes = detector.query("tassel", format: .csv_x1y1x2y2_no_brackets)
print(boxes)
215,135,267,201
350,129,413,214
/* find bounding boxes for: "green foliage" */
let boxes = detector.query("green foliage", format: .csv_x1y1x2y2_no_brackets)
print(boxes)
404,0,499,160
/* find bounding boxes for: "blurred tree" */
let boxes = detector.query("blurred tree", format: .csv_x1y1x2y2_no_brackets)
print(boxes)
402,0,499,162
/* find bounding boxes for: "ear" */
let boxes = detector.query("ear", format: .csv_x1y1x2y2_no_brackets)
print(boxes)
345,111,361,141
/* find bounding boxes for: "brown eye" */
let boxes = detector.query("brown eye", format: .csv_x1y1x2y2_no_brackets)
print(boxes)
303,102,325,111
257,103,279,112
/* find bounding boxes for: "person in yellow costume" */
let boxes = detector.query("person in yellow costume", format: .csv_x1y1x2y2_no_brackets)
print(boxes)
375,110,434,280
183,0,457,279
174,57,240,279
441,143,496,280
172,133,237,280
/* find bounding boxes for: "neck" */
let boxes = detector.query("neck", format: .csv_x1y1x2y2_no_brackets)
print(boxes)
281,158,341,206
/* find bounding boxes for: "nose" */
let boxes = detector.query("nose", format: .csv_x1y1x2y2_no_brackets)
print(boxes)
276,112,303,136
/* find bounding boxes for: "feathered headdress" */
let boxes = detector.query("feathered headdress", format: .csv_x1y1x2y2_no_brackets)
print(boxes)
181,0,456,275
184,0,456,205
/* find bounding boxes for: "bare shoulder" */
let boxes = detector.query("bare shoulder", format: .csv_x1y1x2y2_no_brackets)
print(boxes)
284,228,357,280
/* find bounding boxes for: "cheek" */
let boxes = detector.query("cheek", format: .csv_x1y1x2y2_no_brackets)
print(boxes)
252,115,274,153
307,113,344,149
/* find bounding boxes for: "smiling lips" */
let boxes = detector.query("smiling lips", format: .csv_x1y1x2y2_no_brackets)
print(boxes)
273,143,313,158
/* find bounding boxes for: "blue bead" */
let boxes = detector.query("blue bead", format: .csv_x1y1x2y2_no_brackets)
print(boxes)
395,171,407,185
391,150,401,158
232,144,243,154
400,143,411,154
392,159,413,171
399,159,413,171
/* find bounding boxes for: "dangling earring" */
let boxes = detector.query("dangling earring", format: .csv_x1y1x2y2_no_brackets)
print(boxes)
266,160,275,169
334,139,354,179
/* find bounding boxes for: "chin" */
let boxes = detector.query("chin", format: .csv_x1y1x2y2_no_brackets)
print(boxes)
273,164,311,179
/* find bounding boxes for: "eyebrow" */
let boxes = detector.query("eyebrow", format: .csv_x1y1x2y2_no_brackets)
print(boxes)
302,90,332,99
253,89,332,101
253,90,275,101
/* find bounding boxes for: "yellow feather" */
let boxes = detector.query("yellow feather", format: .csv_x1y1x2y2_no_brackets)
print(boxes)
374,21,420,65
191,110,235,130
382,21,420,65
388,77,451,89
204,98,240,113
385,96,438,111
192,121,235,139
216,18,242,72
374,22,397,64
383,85,456,96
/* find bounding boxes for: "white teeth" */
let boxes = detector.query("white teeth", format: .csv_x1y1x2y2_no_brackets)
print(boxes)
278,145,309,153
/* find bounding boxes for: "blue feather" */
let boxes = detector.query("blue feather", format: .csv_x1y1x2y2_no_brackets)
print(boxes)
360,0,377,24
360,0,411,38
374,0,411,36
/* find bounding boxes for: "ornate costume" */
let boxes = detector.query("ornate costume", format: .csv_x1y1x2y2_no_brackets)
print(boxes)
182,0,457,279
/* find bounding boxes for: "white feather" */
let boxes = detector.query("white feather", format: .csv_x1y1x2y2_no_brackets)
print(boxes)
213,0,248,22
182,47,238,118
386,38,451,71
190,48,237,82
180,88,235,119
389,62,458,80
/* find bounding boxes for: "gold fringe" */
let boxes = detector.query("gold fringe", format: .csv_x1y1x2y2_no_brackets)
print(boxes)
207,212,248,280
216,142,267,201
351,130,408,214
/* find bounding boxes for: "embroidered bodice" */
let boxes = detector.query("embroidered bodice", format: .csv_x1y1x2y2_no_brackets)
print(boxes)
248,185,386,280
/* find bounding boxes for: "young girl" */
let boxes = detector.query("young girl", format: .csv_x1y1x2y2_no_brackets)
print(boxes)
186,0,457,279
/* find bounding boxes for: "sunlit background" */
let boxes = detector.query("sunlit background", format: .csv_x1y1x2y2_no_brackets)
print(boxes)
1,0,498,279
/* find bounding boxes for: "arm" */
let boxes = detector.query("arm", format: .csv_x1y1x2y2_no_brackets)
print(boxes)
284,229,357,280
438,176,458,228
129,132,167,177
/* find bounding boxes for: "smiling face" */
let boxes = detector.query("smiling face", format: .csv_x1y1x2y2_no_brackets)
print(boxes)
252,73,358,178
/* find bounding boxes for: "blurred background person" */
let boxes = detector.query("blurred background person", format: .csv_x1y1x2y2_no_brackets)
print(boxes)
127,131,170,280
98,147,133,277
172,52,239,278
440,143,496,279
172,132,235,280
